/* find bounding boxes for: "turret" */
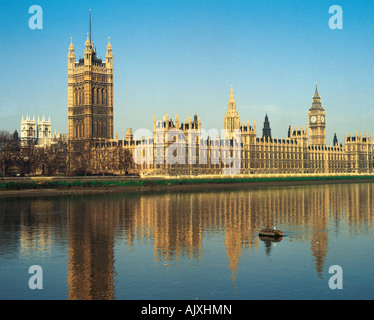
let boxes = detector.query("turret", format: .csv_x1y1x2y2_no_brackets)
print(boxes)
228,82,236,111
84,33,92,66
224,83,241,137
262,113,272,141
175,114,180,128
68,37,75,70
106,37,113,69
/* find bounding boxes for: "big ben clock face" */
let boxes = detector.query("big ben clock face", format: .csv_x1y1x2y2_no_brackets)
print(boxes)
310,116,317,123
321,116,325,123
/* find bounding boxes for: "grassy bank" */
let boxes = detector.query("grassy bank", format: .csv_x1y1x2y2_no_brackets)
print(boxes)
1,174,374,191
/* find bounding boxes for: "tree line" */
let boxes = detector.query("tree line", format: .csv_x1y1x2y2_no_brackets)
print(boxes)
0,130,134,177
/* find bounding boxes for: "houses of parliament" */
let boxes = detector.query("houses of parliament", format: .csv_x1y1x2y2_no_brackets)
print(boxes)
67,32,373,176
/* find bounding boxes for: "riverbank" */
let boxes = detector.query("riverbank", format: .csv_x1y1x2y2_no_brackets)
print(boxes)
1,173,374,198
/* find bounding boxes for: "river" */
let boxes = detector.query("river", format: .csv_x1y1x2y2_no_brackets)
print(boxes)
1,182,374,300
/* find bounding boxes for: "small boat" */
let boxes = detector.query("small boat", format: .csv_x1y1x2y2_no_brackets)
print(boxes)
259,228,283,238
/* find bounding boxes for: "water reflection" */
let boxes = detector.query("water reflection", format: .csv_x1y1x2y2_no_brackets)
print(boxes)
0,182,373,299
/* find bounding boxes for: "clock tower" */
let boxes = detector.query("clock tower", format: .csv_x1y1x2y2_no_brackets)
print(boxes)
308,84,326,147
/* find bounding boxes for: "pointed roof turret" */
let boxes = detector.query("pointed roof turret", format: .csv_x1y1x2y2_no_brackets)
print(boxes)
85,33,91,47
313,82,320,99
69,37,75,52
227,82,237,112
107,37,112,51
224,82,241,134
310,82,324,110
229,82,235,103
262,113,272,141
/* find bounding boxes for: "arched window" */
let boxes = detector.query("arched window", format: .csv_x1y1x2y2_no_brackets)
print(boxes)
92,87,96,105
75,122,78,138
102,89,106,105
98,122,101,137
97,88,101,105
79,88,83,105
102,122,106,138
93,121,97,137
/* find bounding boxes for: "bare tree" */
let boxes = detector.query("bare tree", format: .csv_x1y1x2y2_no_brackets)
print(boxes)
118,147,134,175
37,142,68,176
0,130,21,177
69,141,92,176
14,145,38,176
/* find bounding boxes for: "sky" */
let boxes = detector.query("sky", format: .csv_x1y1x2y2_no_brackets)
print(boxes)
1,0,374,145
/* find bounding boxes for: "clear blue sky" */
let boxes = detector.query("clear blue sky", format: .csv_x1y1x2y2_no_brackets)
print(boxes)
1,0,374,145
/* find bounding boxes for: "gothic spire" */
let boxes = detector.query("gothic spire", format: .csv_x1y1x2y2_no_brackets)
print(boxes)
229,82,235,103
311,82,324,110
85,32,91,47
69,37,75,52
227,82,237,112
313,82,321,100
262,113,272,141
107,37,112,52
89,9,92,43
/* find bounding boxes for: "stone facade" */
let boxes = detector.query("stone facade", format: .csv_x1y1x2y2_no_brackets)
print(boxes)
68,34,113,146
67,37,373,176
21,115,37,146
21,115,53,147
133,85,373,175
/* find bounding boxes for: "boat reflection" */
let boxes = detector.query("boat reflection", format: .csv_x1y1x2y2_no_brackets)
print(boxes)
259,235,283,243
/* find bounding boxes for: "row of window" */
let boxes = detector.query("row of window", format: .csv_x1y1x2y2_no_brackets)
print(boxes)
73,87,109,106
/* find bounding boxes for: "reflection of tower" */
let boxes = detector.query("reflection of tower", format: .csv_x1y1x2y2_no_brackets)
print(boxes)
225,227,241,284
223,191,254,284
67,199,116,300
19,200,55,255
309,185,329,278
152,193,203,262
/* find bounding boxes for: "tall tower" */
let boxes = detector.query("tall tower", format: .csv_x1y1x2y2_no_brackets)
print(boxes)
37,115,52,146
68,13,113,145
37,115,52,139
224,83,240,138
262,114,272,141
308,84,326,147
21,115,37,146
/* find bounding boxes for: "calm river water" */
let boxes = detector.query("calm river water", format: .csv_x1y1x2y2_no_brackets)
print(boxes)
1,182,374,300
